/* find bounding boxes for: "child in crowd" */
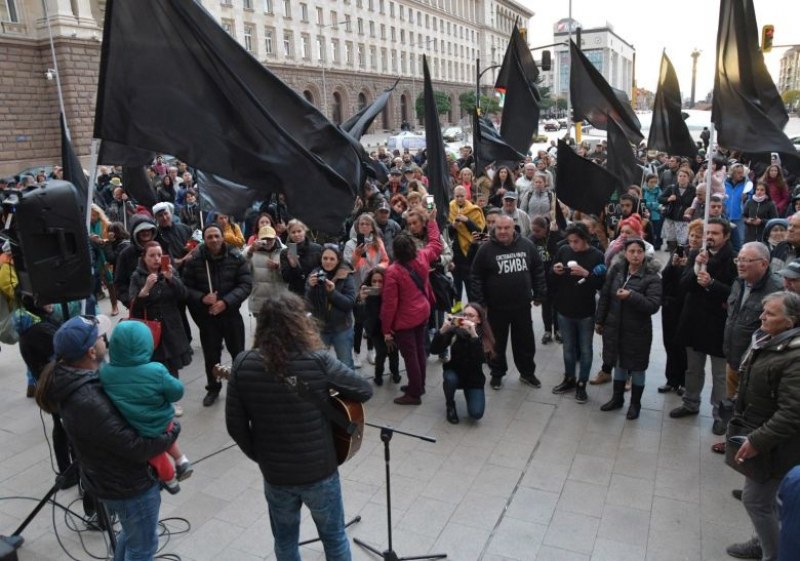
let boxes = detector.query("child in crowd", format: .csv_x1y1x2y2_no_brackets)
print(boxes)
358,267,399,386
100,321,192,493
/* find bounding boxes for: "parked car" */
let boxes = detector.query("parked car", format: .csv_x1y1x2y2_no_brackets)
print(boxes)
387,131,426,152
443,126,464,142
791,136,800,152
558,119,569,129
543,119,559,132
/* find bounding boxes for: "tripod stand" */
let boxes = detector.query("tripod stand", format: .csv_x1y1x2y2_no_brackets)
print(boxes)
0,463,116,557
353,424,447,561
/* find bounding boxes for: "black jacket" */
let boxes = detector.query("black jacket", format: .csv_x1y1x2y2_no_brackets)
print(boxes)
429,329,487,389
113,215,159,308
596,256,662,371
677,243,737,356
305,264,356,334
182,244,252,319
50,366,178,500
658,184,696,221
280,239,323,295
225,349,372,486
723,271,783,370
470,233,547,311
130,265,193,369
549,245,606,319
157,222,192,261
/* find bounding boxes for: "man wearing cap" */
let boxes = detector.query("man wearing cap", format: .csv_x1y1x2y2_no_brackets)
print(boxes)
182,223,252,406
770,213,800,274
383,167,406,197
500,190,531,237
36,315,180,560
246,225,285,316
780,258,800,294
113,215,162,309
374,200,402,261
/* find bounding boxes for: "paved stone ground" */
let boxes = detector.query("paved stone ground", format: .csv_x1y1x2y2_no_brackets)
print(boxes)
0,254,753,561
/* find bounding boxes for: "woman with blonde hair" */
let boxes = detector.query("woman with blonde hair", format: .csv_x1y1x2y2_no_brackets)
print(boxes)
90,204,119,315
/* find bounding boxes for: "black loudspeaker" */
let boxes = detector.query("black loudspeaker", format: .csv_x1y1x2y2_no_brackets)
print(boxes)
15,181,92,304
541,50,552,72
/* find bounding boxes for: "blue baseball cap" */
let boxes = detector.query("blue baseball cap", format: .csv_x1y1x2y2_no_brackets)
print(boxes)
53,315,112,362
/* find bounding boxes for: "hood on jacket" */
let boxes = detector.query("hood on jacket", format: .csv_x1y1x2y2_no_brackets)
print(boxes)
108,321,154,367
51,364,97,405
128,215,158,249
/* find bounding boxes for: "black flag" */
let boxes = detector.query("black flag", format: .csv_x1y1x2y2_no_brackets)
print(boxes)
648,52,698,158
94,0,363,233
555,140,619,216
495,26,540,153
473,112,525,165
570,40,643,144
97,141,154,167
712,0,795,155
422,56,449,227
60,114,89,207
341,80,398,140
606,117,642,192
122,166,157,210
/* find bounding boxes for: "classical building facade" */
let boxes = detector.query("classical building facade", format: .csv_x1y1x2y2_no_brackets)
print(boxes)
550,18,635,101
0,0,532,175
778,47,800,96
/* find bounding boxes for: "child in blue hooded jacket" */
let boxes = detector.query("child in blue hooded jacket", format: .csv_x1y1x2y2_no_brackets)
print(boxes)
100,320,192,493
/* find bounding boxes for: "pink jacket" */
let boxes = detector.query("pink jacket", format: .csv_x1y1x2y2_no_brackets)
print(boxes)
380,220,443,333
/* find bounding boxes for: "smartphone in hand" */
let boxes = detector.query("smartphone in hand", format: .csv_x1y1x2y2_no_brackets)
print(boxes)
160,255,170,272
288,243,299,259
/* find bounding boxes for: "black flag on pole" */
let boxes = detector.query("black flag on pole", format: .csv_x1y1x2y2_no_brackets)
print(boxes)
341,80,398,140
606,117,642,192
94,0,363,233
473,112,526,165
422,56,449,227
495,26,540,153
60,114,89,207
570,40,643,144
648,52,698,158
555,140,619,216
712,0,795,155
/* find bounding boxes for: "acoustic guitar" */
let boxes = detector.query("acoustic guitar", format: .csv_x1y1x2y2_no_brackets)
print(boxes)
213,364,364,464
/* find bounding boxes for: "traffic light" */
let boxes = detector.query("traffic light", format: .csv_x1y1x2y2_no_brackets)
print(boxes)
762,24,774,53
519,27,527,42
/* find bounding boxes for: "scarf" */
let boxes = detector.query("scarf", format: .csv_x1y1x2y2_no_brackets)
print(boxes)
449,199,486,256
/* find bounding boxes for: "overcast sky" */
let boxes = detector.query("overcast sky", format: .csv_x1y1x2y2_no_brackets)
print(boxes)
520,0,800,98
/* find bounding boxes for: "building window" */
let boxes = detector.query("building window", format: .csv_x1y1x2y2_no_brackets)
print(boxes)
391,26,395,41
331,39,340,63
432,18,437,31
243,24,255,52
400,29,405,42
317,36,324,61
299,2,308,21
221,0,232,6
301,33,310,59
389,1,394,16
357,17,364,35
330,11,337,26
283,31,293,57
263,0,273,13
379,0,384,14
283,0,291,18
265,27,275,55
380,48,387,71
400,5,404,20
369,21,375,38
391,50,397,73
243,0,253,9
401,52,407,73
368,0,373,11
345,41,353,65
356,0,362,7
408,9,413,23
0,0,18,20
316,6,323,24
344,14,351,32
380,24,385,40
221,19,235,38
357,43,365,69
425,14,429,29
370,45,377,69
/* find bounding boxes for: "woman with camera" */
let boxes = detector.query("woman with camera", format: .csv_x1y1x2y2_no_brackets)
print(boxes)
129,242,193,406
246,225,285,317
306,245,357,369
596,238,662,420
430,304,494,424
280,219,323,295
725,291,800,561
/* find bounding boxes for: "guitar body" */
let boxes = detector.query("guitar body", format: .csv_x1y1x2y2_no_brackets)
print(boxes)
330,395,365,465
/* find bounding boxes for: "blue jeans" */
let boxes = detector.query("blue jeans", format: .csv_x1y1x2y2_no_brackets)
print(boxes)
731,218,744,252
101,482,161,561
442,369,485,419
614,367,646,386
557,314,595,382
321,327,354,369
264,472,350,561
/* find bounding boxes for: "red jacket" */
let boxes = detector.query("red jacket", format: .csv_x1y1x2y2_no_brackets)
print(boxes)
380,220,443,333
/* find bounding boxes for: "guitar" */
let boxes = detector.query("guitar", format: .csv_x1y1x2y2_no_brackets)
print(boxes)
213,364,365,465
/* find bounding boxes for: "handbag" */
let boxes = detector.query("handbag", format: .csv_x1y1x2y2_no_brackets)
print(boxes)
725,416,773,483
0,295,19,345
429,269,457,311
123,300,162,349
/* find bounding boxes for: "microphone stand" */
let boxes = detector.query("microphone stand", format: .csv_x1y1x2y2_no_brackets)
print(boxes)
353,423,447,561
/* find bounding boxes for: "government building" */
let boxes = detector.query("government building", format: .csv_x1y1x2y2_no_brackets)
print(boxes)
0,0,532,175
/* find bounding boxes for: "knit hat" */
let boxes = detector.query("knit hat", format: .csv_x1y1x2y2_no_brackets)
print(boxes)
131,220,157,240
619,213,644,237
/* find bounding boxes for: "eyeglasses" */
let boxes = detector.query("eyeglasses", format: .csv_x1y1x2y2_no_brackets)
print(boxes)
733,258,766,265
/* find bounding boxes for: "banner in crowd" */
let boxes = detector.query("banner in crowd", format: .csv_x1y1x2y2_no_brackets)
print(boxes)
422,55,450,227
94,0,363,233
570,40,643,145
606,117,642,192
60,114,89,207
555,140,619,215
648,52,698,158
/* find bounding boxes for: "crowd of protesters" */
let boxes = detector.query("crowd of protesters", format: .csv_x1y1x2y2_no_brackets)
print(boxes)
4,134,800,561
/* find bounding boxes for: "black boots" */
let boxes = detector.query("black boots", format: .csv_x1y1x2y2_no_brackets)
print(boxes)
600,380,626,412
446,402,459,424
627,385,644,420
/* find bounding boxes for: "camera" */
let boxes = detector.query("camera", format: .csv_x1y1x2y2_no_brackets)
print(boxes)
425,195,435,210
315,270,328,282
